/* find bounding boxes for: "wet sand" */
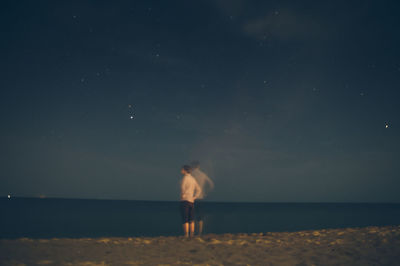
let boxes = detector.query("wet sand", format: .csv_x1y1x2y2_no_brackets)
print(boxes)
1,225,399,265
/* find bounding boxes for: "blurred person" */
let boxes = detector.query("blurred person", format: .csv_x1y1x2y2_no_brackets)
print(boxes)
191,161,214,235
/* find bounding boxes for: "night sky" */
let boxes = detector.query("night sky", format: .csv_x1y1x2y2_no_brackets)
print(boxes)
1,0,399,202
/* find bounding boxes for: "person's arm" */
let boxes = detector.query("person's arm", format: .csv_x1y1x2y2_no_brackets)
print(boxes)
206,175,215,190
193,179,202,200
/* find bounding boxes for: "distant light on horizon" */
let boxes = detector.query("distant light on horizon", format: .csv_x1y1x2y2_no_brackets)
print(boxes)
128,104,135,119
7,194,11,199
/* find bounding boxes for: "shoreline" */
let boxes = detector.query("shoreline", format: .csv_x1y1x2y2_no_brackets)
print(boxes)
4,197,400,204
1,225,399,265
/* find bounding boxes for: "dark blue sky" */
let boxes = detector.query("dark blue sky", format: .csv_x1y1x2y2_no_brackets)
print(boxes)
1,0,399,202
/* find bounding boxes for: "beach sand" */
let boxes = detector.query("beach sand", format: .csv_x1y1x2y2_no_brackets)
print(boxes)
1,225,399,266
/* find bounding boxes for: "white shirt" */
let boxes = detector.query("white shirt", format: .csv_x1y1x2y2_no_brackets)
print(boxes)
180,174,202,203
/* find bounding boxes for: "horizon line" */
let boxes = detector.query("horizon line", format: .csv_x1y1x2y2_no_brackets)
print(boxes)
3,196,400,204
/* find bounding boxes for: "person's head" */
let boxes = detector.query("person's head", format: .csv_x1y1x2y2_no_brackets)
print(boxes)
181,165,192,175
190,161,200,169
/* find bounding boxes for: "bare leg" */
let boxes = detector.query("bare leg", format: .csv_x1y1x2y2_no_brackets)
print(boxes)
189,221,195,237
198,220,203,235
182,223,189,238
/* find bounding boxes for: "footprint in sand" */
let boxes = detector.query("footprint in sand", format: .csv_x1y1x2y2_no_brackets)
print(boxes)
37,260,53,265
97,238,111,244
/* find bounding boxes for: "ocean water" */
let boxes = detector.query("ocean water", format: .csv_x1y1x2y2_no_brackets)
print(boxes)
1,198,400,239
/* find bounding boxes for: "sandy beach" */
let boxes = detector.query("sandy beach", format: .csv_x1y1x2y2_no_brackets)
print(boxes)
1,225,399,266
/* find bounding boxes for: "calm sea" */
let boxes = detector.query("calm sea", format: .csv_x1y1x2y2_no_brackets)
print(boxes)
1,198,400,238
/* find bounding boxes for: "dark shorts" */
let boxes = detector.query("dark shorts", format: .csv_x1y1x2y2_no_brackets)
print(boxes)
180,200,194,224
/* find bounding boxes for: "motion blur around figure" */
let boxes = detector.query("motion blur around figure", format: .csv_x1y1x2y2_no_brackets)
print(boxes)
191,161,214,235
180,165,202,238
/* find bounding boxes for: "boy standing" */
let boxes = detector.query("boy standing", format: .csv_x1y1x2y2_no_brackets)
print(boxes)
180,165,201,238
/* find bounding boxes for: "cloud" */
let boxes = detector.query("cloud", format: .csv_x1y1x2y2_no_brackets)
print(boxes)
242,10,322,41
210,1,324,42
